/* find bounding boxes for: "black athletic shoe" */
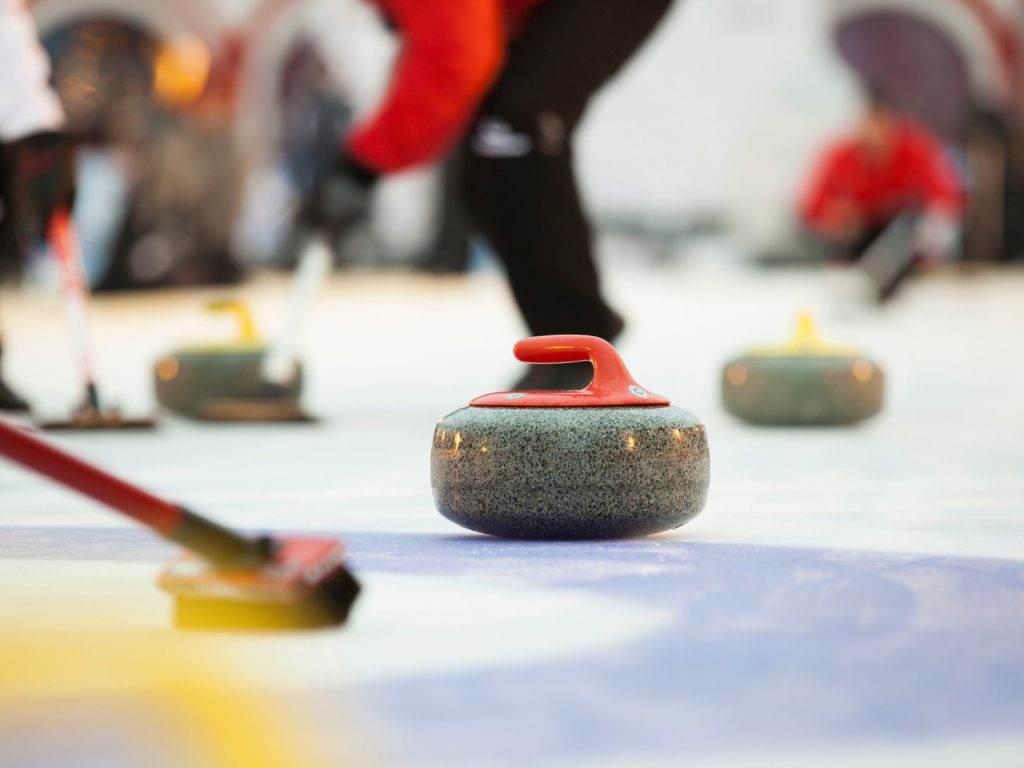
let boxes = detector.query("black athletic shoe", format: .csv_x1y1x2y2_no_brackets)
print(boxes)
0,377,30,412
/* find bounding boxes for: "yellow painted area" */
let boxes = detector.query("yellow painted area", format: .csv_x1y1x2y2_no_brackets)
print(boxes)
745,313,861,358
0,632,334,768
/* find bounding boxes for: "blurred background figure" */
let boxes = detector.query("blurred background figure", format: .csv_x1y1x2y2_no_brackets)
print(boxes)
296,0,676,390
37,5,244,291
798,85,964,297
822,0,1023,268
730,0,1023,271
7,0,1021,318
0,0,75,411
23,0,1024,285
786,0,1024,301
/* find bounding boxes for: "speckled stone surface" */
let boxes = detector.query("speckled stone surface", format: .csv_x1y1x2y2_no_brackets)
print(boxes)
154,351,303,419
721,356,884,426
431,406,710,539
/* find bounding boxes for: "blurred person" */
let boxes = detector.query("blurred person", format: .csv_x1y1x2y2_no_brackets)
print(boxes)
0,0,76,410
298,0,674,389
799,87,964,299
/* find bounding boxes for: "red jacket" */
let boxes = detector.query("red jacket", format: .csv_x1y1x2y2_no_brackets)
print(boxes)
347,0,545,173
799,119,964,236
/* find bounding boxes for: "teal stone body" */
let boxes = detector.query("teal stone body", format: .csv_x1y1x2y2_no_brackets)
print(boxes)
721,355,883,426
154,350,303,420
431,406,710,539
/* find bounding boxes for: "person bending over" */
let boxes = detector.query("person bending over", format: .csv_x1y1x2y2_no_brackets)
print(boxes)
300,0,674,389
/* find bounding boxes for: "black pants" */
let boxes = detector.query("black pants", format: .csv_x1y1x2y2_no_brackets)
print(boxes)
463,0,673,340
0,144,19,284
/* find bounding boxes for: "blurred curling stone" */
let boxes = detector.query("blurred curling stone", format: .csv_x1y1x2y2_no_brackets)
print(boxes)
154,300,308,422
155,235,332,421
432,335,710,540
722,314,883,426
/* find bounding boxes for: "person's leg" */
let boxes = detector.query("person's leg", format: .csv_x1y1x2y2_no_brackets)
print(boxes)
827,214,923,311
0,145,30,411
420,151,472,274
852,214,924,302
464,0,673,345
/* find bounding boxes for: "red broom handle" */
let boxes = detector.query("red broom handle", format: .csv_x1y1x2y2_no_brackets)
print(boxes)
0,418,182,534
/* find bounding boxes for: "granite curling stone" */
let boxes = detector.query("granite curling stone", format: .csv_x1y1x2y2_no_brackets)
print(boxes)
154,301,306,422
431,335,710,540
721,314,884,426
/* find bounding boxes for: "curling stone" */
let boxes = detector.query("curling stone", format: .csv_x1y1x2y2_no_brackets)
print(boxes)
431,335,710,540
154,301,308,422
721,314,883,426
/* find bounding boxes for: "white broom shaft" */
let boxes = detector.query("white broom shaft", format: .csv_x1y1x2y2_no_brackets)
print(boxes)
261,234,331,385
50,210,98,393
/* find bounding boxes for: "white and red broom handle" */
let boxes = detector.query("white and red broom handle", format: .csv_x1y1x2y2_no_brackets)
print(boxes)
261,232,332,386
48,208,100,409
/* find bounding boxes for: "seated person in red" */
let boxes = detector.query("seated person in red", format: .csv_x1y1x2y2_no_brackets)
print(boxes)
799,88,965,276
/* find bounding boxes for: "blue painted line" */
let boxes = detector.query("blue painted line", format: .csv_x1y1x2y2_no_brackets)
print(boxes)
3,528,1023,767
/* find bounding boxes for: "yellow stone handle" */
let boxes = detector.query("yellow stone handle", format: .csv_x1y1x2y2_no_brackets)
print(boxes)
746,313,859,357
789,313,823,352
206,301,260,344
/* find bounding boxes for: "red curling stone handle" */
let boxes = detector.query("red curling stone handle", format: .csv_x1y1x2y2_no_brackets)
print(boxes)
0,418,182,534
472,334,670,407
